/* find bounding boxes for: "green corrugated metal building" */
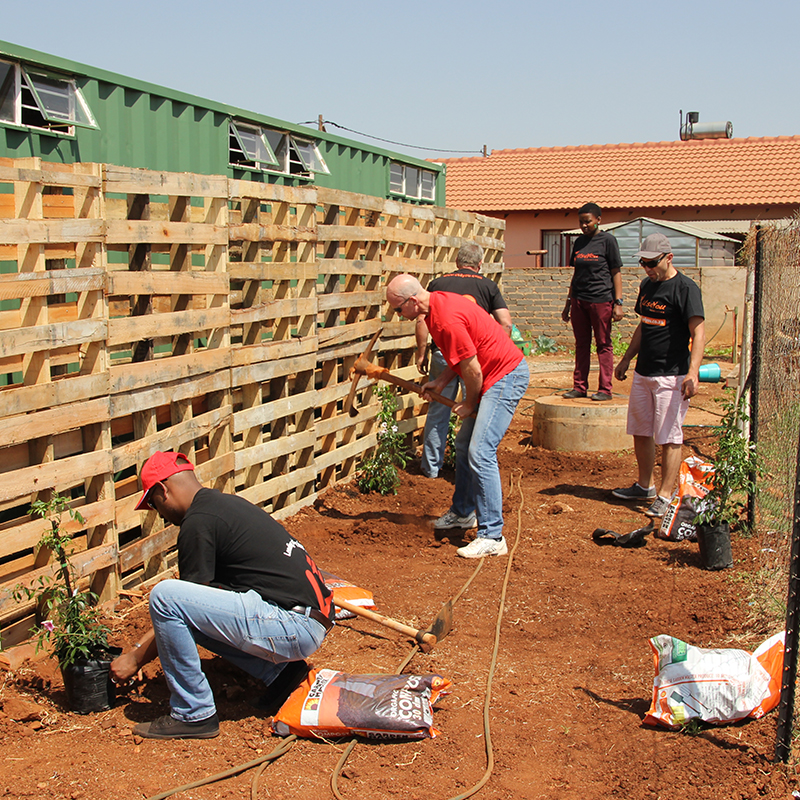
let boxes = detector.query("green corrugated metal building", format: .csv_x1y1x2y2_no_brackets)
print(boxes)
0,40,445,204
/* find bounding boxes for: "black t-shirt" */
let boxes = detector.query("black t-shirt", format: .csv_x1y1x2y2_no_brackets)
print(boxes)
428,268,508,314
569,230,622,303
634,272,705,376
177,488,332,616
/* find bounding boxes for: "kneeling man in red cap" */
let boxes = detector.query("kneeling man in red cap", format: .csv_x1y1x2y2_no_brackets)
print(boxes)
111,451,333,739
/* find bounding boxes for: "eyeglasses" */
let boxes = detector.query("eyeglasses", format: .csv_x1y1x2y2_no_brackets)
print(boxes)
639,254,666,269
392,294,416,314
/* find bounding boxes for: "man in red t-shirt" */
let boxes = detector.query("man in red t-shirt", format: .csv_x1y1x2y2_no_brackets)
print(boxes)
387,274,530,558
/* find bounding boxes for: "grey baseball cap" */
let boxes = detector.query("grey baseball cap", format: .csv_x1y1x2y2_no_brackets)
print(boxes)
635,233,672,259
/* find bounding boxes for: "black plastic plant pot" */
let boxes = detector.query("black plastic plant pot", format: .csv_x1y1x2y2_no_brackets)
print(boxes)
60,646,122,714
697,522,733,570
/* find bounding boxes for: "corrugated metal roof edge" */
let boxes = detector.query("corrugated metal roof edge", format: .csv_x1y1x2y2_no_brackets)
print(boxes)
0,39,442,172
561,217,739,241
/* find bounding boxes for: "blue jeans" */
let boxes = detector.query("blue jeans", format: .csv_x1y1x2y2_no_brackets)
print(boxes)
149,580,328,722
421,349,462,478
451,358,530,540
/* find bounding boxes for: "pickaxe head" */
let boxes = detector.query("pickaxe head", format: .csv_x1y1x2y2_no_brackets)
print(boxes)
345,327,383,417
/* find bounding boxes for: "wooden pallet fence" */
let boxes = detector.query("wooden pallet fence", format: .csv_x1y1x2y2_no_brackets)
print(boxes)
0,159,504,652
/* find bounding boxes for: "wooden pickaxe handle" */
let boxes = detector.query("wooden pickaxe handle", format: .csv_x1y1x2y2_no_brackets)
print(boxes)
363,363,460,410
335,597,438,650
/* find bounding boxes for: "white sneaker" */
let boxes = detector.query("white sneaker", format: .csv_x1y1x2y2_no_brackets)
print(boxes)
433,510,477,530
456,537,508,558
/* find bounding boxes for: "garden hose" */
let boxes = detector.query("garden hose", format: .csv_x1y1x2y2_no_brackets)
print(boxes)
330,470,525,800
147,473,525,800
144,734,297,800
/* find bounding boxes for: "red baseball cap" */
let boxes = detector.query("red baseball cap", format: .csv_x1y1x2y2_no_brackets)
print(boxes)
135,451,195,510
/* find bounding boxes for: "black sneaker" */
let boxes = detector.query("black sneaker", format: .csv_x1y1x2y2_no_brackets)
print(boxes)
591,391,613,401
611,483,657,500
134,712,219,740
562,389,587,399
251,660,311,716
644,496,671,518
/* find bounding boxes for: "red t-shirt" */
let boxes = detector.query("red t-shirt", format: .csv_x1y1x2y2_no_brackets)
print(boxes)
426,292,523,394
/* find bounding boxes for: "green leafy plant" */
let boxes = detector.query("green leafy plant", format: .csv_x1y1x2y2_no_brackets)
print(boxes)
13,492,109,667
694,392,761,530
357,385,411,495
443,412,459,470
534,334,559,355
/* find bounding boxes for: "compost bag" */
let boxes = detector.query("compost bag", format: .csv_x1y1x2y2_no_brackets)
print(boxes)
644,632,785,729
657,457,715,542
271,669,451,739
320,570,376,620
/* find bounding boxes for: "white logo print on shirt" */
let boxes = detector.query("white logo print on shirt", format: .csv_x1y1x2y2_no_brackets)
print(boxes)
283,539,307,558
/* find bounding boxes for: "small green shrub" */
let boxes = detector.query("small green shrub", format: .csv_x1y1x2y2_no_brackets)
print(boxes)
534,334,559,355
694,392,761,530
357,386,411,495
13,493,110,667
443,412,459,470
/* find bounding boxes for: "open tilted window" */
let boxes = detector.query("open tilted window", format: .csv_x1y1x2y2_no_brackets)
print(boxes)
21,68,97,131
0,60,97,133
230,121,329,176
229,122,280,169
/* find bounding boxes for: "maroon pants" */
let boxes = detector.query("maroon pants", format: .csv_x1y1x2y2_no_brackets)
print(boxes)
570,298,614,395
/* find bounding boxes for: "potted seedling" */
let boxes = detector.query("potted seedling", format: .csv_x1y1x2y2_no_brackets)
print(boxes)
693,393,760,570
14,492,117,712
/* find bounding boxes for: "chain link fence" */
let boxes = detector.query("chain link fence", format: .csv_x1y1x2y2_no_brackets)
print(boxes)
746,217,800,628
745,216,800,760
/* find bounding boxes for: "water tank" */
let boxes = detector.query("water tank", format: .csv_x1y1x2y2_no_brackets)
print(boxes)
680,114,733,140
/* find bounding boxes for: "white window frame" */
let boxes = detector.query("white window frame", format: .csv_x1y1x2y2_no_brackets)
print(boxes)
229,121,329,176
389,162,436,201
0,60,98,133
0,60,18,124
229,121,280,169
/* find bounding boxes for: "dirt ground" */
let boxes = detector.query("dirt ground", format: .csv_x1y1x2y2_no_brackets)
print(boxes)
1,357,796,800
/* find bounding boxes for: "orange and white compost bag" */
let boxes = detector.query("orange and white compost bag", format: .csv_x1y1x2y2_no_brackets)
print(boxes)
644,631,785,729
657,457,715,542
321,571,376,620
271,669,452,740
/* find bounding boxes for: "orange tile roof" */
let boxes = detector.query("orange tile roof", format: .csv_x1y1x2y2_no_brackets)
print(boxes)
438,136,800,212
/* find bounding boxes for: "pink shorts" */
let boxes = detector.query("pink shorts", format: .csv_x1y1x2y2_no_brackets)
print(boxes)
626,372,689,445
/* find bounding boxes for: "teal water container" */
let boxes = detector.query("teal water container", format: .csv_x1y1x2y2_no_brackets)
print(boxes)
698,363,721,382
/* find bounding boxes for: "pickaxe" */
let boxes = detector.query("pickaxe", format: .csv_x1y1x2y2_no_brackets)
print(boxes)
335,596,453,652
345,328,465,416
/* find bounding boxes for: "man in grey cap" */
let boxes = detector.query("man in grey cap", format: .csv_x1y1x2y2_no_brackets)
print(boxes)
611,233,706,517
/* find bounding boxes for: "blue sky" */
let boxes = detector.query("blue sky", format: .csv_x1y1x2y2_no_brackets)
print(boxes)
3,0,798,158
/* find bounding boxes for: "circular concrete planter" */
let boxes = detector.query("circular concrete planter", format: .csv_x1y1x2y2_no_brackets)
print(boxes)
530,395,630,452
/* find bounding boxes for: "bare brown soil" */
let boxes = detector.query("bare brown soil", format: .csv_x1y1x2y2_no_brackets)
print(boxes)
1,362,796,800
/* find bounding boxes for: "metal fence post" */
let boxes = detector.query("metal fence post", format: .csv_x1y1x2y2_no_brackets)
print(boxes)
775,423,800,762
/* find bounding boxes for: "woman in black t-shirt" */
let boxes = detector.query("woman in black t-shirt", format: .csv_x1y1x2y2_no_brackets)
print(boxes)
561,203,624,401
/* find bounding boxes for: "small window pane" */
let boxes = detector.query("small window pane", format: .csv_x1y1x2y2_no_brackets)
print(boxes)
264,129,287,171
421,170,435,200
0,62,15,122
405,167,420,198
389,163,404,193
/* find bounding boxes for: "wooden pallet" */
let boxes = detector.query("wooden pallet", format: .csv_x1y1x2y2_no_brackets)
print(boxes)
0,159,505,648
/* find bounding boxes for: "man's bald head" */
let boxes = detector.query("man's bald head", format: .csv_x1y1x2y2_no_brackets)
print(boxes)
386,274,422,303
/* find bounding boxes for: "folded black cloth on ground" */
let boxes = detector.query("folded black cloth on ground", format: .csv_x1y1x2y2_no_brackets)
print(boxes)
591,521,654,548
